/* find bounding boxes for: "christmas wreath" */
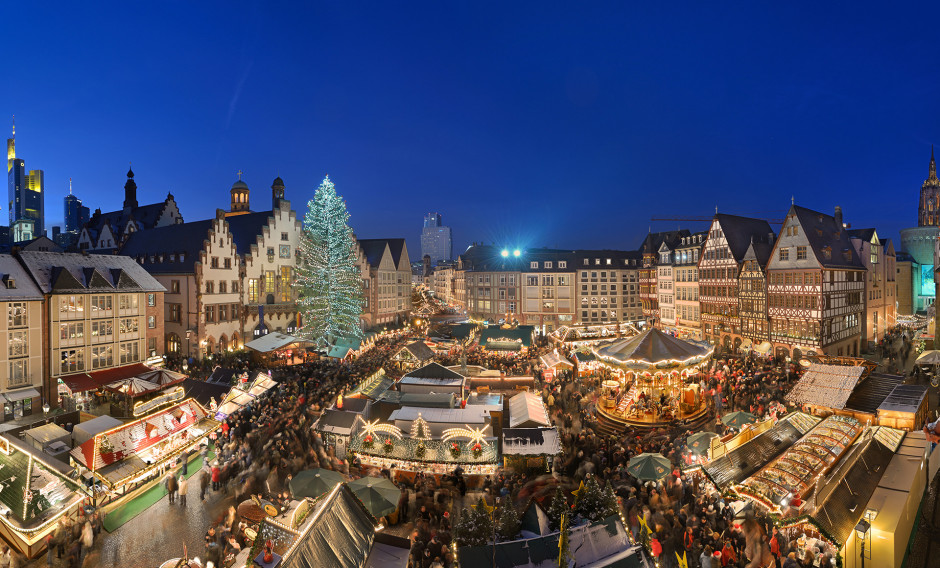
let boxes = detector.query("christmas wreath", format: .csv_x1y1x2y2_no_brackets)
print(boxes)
363,434,374,449
383,438,394,454
471,443,483,458
449,442,461,458
415,443,427,458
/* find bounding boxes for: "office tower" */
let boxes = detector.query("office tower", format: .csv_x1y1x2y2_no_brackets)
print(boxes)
6,120,45,235
421,212,453,264
64,179,90,233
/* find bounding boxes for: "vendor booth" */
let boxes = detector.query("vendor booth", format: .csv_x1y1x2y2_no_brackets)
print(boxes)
244,332,313,365
591,327,713,429
538,350,573,382
390,341,435,370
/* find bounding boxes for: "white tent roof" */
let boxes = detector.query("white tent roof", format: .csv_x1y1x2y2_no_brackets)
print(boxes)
72,415,124,446
244,332,308,353
508,391,551,428
388,406,488,424
916,350,940,365
785,363,865,409
539,352,573,369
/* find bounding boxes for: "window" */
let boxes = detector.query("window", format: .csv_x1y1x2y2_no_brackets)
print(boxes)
148,337,157,356
219,281,227,294
119,294,138,311
91,320,113,339
60,349,84,374
59,296,85,319
545,261,553,269
559,261,567,269
205,305,215,323
9,360,27,387
171,280,180,294
248,279,259,302
168,304,181,323
119,341,140,364
779,248,789,261
224,258,232,269
91,295,113,315
119,318,139,335
530,262,538,269
148,315,156,329
8,331,27,358
59,322,84,343
8,303,26,328
205,281,214,294
231,281,238,293
265,271,276,294
279,245,291,258
211,257,219,269
147,293,155,307
267,248,275,262
91,345,113,370
232,304,239,320
281,232,289,241
280,267,292,302
796,246,807,260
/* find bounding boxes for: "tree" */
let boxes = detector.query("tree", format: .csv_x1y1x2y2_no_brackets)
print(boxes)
455,498,495,547
497,498,521,541
547,487,568,532
296,175,364,346
600,482,620,521
573,476,608,523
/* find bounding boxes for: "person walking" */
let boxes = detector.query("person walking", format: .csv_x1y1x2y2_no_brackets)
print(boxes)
211,463,221,491
199,467,210,501
79,521,93,567
179,474,189,507
166,472,179,504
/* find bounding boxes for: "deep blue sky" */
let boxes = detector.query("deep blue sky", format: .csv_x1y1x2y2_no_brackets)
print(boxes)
4,2,940,257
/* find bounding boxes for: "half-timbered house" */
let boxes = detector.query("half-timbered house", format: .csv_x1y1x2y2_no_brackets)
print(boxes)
638,230,688,326
766,205,865,358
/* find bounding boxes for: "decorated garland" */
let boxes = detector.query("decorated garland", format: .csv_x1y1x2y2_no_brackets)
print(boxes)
450,443,461,458
362,434,374,449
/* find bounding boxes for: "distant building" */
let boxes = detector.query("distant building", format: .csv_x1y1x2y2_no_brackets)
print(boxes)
848,229,897,345
6,124,45,236
356,238,413,329
78,167,183,251
420,212,453,264
899,148,939,314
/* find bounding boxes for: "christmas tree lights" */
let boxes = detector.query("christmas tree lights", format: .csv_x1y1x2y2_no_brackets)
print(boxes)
296,175,364,347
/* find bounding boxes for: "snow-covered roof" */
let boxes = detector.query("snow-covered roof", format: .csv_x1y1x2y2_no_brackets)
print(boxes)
388,406,488,424
508,391,551,428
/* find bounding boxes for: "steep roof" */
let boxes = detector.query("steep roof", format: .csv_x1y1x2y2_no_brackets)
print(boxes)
638,230,690,255
715,213,775,262
402,362,465,381
790,205,865,269
742,238,774,269
224,211,275,255
17,251,165,293
121,219,215,273
0,254,44,300
357,239,389,267
86,202,169,234
847,228,877,242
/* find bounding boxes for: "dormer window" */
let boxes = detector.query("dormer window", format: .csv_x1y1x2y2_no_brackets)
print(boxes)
2,276,15,289
822,246,832,260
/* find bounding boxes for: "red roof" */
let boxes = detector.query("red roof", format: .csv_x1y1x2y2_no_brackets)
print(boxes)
60,363,153,393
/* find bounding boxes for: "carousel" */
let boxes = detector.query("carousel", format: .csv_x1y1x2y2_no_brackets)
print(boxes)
592,327,714,428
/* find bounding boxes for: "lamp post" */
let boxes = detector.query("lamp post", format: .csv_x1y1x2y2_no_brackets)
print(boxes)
42,402,50,425
855,518,871,568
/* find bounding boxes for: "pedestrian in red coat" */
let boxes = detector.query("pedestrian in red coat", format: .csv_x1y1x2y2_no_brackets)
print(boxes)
211,464,221,491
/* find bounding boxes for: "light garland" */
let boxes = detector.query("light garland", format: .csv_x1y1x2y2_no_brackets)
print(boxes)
359,419,403,441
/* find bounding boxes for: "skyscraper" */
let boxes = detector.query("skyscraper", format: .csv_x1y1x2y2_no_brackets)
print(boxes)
421,212,453,264
6,120,45,235
64,179,90,234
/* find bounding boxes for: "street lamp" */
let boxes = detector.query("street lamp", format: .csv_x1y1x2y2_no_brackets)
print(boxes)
855,518,871,568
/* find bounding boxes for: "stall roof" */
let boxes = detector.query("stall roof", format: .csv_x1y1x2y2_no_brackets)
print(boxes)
60,363,152,393
785,363,866,409
594,327,712,366
393,342,435,362
502,428,561,456
843,373,905,414
182,379,231,408
539,352,573,369
402,362,465,381
479,326,534,351
878,384,929,414
328,337,363,359
388,406,488,424
351,370,394,400
316,410,361,436
377,392,456,408
281,483,376,568
508,392,551,428
24,423,70,446
72,415,125,446
245,332,308,353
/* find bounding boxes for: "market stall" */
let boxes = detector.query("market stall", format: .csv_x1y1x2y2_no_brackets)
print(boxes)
502,427,560,472
538,350,573,382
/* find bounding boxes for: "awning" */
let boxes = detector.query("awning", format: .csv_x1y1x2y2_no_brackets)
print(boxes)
539,352,573,369
59,364,153,394
3,388,40,403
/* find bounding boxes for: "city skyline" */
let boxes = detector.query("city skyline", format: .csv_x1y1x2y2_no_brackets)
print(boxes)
2,3,939,254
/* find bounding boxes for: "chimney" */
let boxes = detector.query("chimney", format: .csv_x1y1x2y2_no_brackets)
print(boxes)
834,206,843,229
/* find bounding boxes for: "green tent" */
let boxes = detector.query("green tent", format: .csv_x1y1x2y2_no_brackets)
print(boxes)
626,453,671,482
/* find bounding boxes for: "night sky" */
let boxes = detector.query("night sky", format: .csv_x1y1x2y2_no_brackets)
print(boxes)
4,2,940,257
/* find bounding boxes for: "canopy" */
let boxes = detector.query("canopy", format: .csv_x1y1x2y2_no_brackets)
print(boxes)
290,468,345,500
721,410,758,429
539,352,573,369
785,363,866,410
754,341,773,354
244,332,309,354
626,453,671,481
686,431,719,456
593,327,712,371
916,350,940,365
346,477,400,519
106,377,161,397
136,368,187,388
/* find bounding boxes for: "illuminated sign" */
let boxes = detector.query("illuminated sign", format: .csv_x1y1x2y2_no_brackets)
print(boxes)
132,386,185,417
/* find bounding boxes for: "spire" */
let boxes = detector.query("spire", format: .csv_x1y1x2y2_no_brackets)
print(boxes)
123,165,138,211
69,177,72,195
930,145,937,181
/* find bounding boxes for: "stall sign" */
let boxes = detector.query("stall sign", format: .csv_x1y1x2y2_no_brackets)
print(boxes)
133,387,186,417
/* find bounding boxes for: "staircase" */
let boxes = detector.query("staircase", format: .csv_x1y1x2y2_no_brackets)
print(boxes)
615,387,637,415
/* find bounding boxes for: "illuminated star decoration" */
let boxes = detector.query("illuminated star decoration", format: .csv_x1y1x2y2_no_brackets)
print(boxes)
359,418,403,441
441,424,490,451
572,480,585,499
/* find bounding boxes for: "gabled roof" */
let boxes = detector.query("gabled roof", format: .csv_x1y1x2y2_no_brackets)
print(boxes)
385,238,407,268
224,211,276,255
121,219,215,273
638,230,690,255
0,254,43,301
847,228,877,243
357,239,388,267
402,362,465,381
17,251,164,293
395,341,435,361
742,237,774,269
789,205,865,269
714,213,775,262
86,201,170,235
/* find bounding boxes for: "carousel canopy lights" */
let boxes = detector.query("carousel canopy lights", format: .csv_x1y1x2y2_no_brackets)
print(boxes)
592,327,713,371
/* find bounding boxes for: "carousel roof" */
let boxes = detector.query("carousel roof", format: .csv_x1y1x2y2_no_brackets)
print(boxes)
593,327,712,368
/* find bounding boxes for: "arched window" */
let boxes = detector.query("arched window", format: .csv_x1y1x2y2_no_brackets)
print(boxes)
166,333,181,353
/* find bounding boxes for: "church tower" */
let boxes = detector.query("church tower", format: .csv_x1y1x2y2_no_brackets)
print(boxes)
123,166,138,213
229,171,251,215
272,176,285,209
919,146,940,226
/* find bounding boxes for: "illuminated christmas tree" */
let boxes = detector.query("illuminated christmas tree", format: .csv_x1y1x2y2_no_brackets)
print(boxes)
296,175,364,346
